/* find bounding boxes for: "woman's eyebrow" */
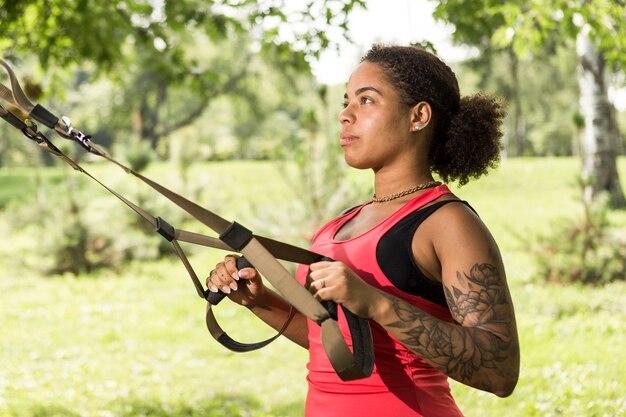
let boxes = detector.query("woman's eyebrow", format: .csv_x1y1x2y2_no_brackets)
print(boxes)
344,86,384,99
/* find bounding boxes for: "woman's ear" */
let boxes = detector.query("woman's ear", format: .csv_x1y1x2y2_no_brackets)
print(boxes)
410,101,432,132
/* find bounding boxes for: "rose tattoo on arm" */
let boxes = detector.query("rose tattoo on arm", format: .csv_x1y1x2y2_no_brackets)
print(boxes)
381,262,517,389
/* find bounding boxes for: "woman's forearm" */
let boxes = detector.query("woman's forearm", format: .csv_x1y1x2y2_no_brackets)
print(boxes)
248,289,309,349
373,291,519,397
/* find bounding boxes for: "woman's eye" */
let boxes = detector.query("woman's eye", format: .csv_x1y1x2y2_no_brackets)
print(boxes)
342,97,372,108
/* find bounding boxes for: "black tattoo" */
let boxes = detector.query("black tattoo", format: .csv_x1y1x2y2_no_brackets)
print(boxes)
383,262,515,385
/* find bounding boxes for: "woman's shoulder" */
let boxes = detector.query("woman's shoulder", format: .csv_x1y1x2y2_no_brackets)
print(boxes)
418,193,476,217
413,195,485,241
418,196,498,262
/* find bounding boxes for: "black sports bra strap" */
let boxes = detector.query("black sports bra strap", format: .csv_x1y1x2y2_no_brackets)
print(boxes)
376,198,477,306
419,198,476,215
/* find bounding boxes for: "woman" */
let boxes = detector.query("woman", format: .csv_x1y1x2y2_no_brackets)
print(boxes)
207,44,520,416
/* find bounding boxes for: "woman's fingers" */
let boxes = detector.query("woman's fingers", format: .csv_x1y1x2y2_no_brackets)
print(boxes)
203,256,266,308
308,263,335,299
237,267,257,279
209,264,237,294
206,256,242,294
206,270,219,293
205,255,263,295
223,255,242,281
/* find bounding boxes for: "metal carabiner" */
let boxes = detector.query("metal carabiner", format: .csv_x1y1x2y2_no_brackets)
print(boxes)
22,119,45,144
0,103,42,144
61,115,94,152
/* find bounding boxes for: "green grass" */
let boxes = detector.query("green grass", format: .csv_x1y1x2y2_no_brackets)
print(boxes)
1,157,626,416
0,261,309,417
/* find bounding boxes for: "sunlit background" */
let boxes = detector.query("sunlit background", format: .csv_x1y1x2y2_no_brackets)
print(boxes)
1,1,625,416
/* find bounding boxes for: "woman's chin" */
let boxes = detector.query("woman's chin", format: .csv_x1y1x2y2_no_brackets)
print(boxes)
343,156,372,170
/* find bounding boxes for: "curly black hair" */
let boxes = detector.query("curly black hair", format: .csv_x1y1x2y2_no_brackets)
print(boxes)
362,44,506,186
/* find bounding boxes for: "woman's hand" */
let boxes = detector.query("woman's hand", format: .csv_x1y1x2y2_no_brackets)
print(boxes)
308,261,384,319
206,255,266,308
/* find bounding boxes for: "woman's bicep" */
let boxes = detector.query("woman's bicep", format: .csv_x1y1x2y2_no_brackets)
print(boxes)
408,204,519,394
434,206,516,342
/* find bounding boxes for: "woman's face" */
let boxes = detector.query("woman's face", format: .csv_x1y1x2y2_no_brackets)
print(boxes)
339,61,415,171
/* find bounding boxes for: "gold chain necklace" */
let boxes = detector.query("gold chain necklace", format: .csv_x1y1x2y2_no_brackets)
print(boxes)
372,180,442,203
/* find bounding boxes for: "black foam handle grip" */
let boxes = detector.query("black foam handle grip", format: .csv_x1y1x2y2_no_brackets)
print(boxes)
205,256,254,305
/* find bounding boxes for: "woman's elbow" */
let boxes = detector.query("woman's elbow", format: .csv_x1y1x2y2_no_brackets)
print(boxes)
493,379,517,398
492,369,519,398
493,342,520,397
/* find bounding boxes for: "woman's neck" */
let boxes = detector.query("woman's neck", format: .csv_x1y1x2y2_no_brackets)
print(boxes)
372,164,434,199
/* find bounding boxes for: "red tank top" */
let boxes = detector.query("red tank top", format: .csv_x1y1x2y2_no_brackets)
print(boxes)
295,185,464,417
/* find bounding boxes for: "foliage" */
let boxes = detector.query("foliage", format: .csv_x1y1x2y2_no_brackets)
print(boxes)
2,108,365,274
434,0,626,205
0,0,367,166
118,139,155,173
433,0,626,72
455,44,580,156
433,0,626,157
527,185,626,285
1,164,189,275
0,0,366,71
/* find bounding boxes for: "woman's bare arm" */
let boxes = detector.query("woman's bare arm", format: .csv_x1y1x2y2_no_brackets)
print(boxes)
208,256,309,348
247,288,310,349
372,203,519,396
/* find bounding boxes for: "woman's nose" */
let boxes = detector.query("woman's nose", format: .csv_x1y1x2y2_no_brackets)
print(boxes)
339,102,354,124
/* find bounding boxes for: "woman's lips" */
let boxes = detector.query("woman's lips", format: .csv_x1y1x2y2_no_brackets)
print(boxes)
340,134,359,146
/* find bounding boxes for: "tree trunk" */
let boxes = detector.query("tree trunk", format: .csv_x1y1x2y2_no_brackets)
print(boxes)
508,47,525,157
576,29,625,207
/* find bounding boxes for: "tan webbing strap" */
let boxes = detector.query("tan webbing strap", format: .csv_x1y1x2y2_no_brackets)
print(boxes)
240,239,330,322
0,83,16,106
0,59,34,112
175,230,232,251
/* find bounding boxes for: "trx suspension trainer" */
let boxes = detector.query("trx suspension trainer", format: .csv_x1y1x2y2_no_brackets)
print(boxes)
0,58,374,381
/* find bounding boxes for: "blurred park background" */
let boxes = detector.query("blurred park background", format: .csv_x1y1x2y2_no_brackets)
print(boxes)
1,0,625,416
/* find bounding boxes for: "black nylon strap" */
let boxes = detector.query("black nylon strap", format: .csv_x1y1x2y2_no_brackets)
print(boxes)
0,107,27,130
216,332,278,352
343,306,375,377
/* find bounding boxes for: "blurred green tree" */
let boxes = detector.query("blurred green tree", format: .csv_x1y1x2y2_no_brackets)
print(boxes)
456,44,580,157
434,0,626,206
0,0,365,68
0,0,370,272
0,0,365,149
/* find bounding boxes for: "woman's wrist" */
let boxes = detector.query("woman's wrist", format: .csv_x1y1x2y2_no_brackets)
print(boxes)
243,287,275,311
